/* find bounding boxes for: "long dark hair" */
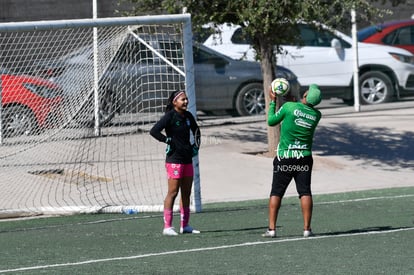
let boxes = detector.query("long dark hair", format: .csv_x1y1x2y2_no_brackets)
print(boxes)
165,90,185,112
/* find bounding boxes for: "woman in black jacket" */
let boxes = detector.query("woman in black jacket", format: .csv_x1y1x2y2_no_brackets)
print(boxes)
150,90,200,236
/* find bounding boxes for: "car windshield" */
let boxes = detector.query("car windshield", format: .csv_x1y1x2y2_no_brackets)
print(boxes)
231,27,252,44
194,27,215,44
193,45,223,63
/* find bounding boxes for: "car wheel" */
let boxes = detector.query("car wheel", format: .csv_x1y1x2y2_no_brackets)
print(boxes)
235,83,265,116
2,105,37,137
359,71,394,104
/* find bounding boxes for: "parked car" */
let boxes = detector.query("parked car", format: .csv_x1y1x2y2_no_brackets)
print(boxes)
202,23,256,61
0,69,63,137
192,43,300,116
201,23,414,105
358,19,414,55
33,36,300,122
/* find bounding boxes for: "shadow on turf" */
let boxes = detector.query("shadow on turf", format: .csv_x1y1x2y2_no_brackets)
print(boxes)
313,123,414,170
209,120,414,170
199,226,413,236
201,226,267,234
308,225,412,237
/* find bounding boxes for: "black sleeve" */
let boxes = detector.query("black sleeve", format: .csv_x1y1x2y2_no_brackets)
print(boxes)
150,113,170,143
187,111,200,135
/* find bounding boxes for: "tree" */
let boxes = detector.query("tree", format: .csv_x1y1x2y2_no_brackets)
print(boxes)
120,0,406,156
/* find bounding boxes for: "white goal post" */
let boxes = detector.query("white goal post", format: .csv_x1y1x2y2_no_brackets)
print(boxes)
0,14,201,218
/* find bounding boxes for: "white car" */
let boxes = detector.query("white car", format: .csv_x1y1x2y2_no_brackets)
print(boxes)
202,23,414,105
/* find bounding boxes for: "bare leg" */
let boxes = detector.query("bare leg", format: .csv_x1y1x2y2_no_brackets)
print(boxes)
268,195,282,230
300,195,313,230
164,178,180,210
179,176,193,208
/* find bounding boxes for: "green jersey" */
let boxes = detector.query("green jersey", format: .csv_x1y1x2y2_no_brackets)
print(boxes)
268,101,321,159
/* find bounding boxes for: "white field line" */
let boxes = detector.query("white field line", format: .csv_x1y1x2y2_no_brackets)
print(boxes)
1,193,413,273
1,227,413,273
315,194,414,205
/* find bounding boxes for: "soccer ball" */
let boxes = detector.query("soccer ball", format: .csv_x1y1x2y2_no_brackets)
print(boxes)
271,78,290,96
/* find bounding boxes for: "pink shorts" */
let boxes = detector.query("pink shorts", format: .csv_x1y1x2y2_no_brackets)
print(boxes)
165,163,194,179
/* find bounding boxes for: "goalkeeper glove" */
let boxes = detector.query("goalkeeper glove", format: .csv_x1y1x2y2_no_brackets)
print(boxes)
165,137,172,155
192,144,199,157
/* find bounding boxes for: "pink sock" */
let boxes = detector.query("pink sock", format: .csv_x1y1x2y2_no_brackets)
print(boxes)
163,209,173,229
180,207,190,228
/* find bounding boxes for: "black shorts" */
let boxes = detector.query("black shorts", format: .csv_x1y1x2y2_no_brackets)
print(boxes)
270,156,313,198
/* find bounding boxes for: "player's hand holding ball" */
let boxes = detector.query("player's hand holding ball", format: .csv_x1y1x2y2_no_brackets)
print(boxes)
269,84,276,102
271,78,290,96
269,78,291,103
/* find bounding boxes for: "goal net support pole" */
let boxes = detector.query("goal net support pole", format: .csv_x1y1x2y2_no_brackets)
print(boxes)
0,14,201,218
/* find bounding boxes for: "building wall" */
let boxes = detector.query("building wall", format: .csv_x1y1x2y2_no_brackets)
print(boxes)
0,0,132,22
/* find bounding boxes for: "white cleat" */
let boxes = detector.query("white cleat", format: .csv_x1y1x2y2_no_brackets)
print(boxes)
262,229,276,238
303,230,313,238
163,227,178,236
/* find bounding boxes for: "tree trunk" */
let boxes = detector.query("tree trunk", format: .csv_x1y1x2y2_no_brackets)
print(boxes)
259,42,280,158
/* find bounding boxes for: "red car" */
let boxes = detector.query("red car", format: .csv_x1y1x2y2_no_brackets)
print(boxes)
1,70,63,137
358,19,414,54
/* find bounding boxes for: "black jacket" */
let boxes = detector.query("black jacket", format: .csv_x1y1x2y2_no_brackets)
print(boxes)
150,110,199,164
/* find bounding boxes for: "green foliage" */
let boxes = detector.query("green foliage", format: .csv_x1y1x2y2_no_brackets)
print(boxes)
120,0,405,60
119,0,406,92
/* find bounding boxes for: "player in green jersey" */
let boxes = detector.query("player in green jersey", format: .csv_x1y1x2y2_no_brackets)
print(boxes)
263,84,322,238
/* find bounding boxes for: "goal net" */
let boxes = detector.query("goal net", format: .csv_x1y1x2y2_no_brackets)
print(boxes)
0,14,200,218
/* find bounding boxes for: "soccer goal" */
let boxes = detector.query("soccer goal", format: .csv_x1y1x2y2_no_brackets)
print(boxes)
0,14,201,218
